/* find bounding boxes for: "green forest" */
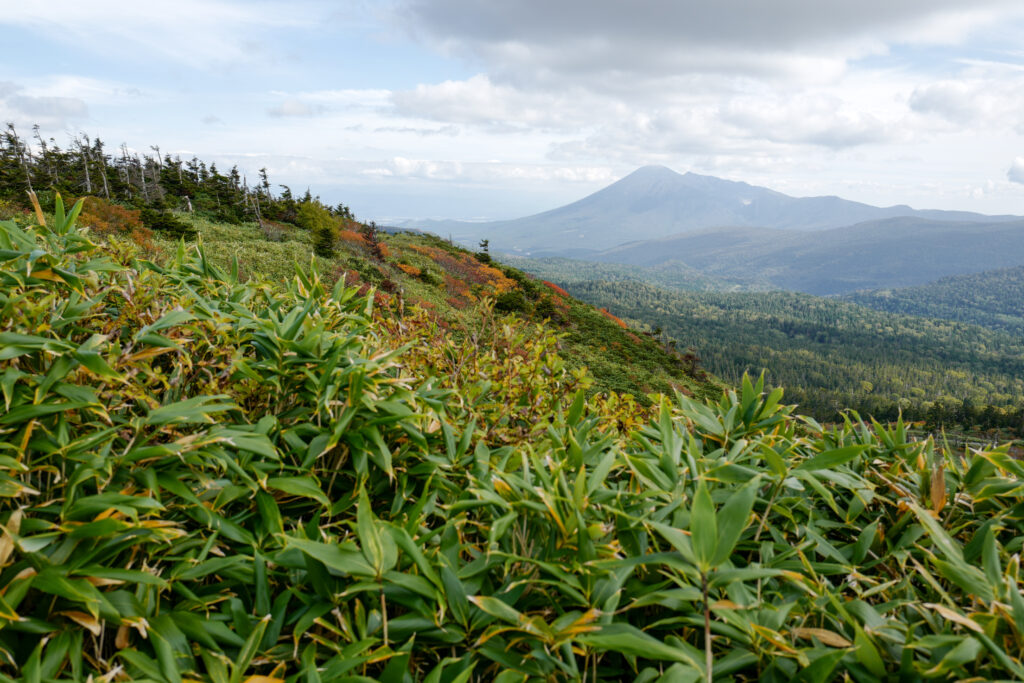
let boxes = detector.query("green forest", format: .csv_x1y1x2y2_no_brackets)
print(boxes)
845,266,1024,337
557,280,1024,431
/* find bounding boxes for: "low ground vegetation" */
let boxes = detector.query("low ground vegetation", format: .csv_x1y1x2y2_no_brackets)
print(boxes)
2,201,1024,681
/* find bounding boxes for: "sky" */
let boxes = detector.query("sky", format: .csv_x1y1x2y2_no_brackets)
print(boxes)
3,0,1024,222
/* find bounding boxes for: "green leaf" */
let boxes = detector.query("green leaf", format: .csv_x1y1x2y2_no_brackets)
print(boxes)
282,536,375,577
228,616,269,683
267,476,330,507
794,445,867,471
650,521,697,565
441,564,469,627
145,395,238,426
712,475,760,566
580,623,702,668
690,479,717,570
923,636,982,677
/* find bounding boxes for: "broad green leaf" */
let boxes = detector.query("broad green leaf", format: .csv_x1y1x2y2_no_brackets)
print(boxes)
267,476,330,507
794,445,867,472
690,479,717,569
712,475,760,566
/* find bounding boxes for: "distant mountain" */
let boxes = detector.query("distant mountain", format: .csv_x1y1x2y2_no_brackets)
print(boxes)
405,166,1018,256
591,216,1024,295
844,265,1024,335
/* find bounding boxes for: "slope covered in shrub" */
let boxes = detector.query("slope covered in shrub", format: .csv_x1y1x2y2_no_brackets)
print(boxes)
2,201,1024,681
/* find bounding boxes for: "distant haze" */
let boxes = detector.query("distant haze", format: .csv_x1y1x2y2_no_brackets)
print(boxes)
405,165,1020,256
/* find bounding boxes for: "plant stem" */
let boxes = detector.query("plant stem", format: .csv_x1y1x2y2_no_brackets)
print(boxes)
703,572,712,683
380,588,389,646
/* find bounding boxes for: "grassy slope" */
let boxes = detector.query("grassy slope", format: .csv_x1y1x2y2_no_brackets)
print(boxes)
157,216,720,403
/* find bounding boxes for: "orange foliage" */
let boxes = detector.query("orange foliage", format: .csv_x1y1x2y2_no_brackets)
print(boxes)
338,229,369,247
128,227,155,251
396,263,421,277
542,281,569,298
78,197,143,236
600,308,628,329
409,244,518,299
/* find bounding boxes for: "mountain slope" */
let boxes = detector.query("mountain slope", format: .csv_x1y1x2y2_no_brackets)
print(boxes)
592,216,1024,294
844,265,1024,335
145,210,718,403
414,165,1017,256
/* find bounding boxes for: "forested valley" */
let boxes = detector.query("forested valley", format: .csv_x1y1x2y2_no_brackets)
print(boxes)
555,279,1024,432
845,265,1024,336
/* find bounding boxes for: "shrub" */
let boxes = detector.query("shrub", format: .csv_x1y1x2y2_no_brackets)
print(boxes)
78,196,143,236
494,288,529,313
140,207,197,240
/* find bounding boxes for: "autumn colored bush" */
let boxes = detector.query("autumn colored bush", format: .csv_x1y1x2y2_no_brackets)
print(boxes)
542,280,570,297
396,262,421,277
78,195,143,236
600,307,628,328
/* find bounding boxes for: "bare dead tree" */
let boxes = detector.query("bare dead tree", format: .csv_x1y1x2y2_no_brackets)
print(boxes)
32,125,55,185
135,154,148,201
77,134,93,194
7,124,34,193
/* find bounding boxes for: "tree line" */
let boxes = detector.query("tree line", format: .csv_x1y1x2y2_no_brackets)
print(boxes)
0,124,355,238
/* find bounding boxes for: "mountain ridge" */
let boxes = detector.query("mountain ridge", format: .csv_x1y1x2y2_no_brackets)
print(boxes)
588,215,1024,294
403,165,1019,256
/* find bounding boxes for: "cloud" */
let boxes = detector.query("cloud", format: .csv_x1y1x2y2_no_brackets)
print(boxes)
0,0,310,68
721,93,894,148
1008,157,1024,184
395,0,1024,90
908,75,1024,132
392,74,600,132
267,100,324,117
374,125,460,137
0,81,88,127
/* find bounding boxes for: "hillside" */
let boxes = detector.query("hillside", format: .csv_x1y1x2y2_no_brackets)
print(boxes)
0,130,714,405
405,165,1017,256
845,266,1024,335
7,198,1024,681
168,216,716,404
498,253,749,292
560,280,1024,429
591,217,1024,295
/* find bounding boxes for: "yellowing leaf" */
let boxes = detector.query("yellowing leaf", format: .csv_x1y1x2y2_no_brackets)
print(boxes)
930,462,946,512
923,603,984,634
58,610,102,636
0,509,22,567
791,627,852,648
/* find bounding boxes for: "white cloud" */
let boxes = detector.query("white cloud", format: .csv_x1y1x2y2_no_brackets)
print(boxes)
0,81,88,127
392,74,599,132
395,0,1024,90
1008,157,1024,184
0,0,308,68
267,100,322,117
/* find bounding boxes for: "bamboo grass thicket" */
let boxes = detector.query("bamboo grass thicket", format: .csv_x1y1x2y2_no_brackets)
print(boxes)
2,200,1024,680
